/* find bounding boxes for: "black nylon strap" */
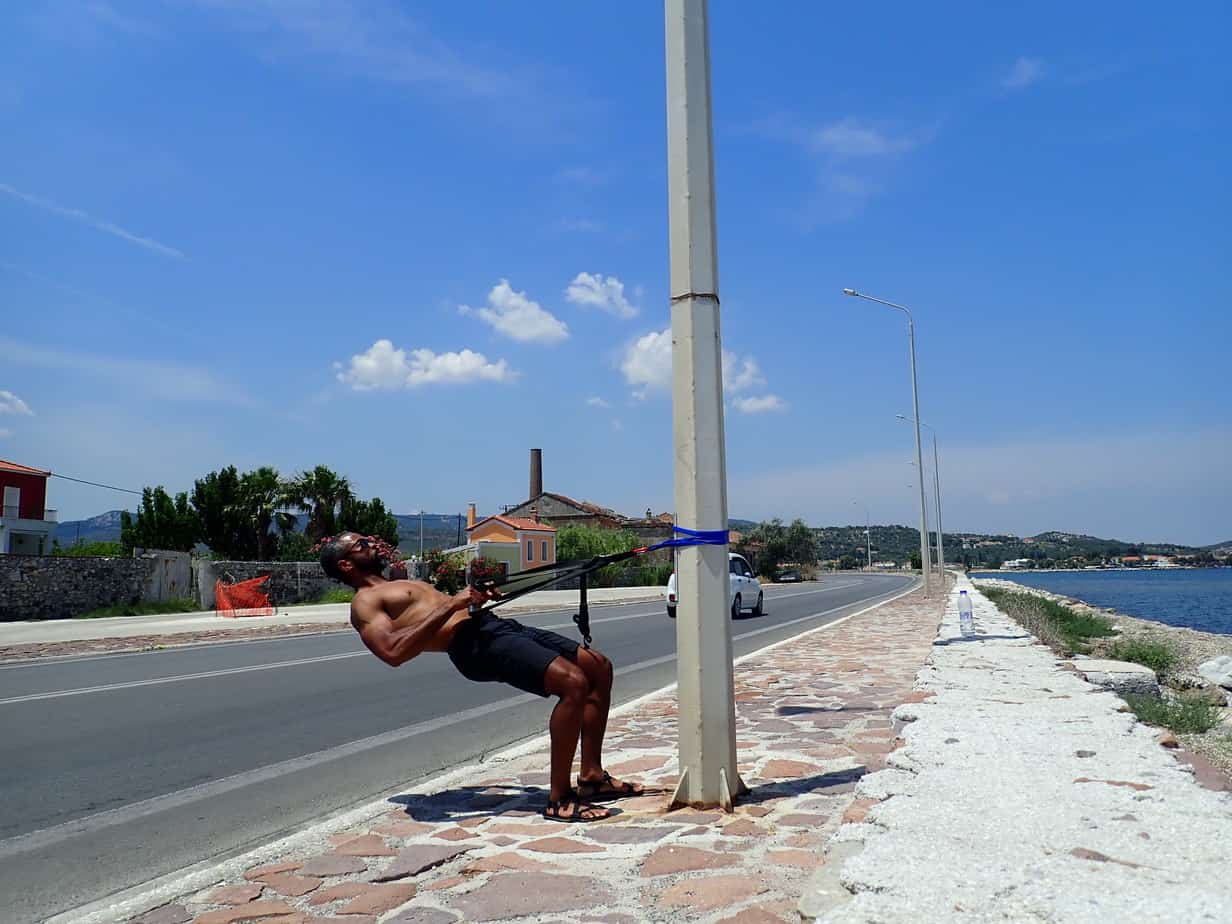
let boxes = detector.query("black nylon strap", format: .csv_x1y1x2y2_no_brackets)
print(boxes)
468,549,642,620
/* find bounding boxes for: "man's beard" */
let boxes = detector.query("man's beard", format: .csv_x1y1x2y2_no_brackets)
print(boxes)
354,554,385,576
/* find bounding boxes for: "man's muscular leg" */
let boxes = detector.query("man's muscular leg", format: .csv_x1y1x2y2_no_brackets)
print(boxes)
574,647,644,798
541,657,609,820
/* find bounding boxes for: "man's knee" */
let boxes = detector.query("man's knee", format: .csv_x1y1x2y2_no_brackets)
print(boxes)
581,648,614,689
544,659,590,702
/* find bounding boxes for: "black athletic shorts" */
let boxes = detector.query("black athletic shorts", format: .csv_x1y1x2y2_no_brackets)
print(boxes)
447,612,579,697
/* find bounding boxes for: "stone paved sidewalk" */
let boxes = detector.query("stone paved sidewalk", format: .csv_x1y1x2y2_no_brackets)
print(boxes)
110,585,941,924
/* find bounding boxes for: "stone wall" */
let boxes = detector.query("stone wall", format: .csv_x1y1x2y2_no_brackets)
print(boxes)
0,550,191,621
195,560,341,609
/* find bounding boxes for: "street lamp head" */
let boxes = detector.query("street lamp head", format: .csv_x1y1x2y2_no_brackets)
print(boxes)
896,414,910,422
842,288,858,297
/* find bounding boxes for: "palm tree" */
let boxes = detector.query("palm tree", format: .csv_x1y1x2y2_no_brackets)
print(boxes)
241,467,296,561
283,466,354,542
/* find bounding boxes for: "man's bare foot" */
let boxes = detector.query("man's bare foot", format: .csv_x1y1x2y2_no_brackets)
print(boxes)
576,771,645,801
543,790,612,822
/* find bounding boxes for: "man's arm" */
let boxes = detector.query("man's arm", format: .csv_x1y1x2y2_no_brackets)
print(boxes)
352,586,492,667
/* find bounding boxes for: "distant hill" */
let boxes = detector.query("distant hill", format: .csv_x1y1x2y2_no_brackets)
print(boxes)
53,510,128,547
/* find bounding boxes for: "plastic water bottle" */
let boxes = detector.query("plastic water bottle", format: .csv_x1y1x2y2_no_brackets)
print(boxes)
958,590,975,638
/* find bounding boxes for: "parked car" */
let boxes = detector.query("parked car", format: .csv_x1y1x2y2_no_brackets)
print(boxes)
665,552,763,619
775,567,802,583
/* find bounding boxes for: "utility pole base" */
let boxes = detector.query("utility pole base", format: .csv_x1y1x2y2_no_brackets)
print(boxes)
669,766,748,812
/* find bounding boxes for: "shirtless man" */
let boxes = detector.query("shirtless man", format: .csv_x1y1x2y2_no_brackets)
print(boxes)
320,532,643,822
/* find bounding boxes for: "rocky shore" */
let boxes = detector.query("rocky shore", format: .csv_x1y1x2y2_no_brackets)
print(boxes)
974,577,1232,781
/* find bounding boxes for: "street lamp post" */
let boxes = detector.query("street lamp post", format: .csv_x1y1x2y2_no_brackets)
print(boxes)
665,0,742,810
899,416,946,582
853,501,871,570
843,288,930,596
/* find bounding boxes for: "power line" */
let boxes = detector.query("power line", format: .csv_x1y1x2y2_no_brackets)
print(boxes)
50,472,142,495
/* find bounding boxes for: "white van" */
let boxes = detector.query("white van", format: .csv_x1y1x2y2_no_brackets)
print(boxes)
665,552,763,619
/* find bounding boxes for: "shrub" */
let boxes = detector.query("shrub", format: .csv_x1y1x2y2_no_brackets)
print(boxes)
54,540,126,557
1122,692,1222,735
424,549,467,594
1106,637,1176,676
314,588,355,604
982,587,1115,655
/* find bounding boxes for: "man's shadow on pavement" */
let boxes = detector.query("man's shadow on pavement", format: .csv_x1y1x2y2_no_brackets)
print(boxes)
389,783,634,822
388,784,546,823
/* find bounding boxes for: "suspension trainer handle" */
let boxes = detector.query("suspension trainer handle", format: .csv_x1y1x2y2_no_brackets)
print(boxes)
573,572,591,649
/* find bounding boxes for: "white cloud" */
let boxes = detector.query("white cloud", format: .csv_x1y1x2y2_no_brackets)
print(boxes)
1003,57,1044,90
622,330,776,402
722,352,765,393
193,0,520,100
0,183,183,257
811,119,922,158
586,396,611,409
732,395,786,414
0,337,250,405
621,328,673,395
460,280,568,344
0,390,34,416
337,339,514,390
565,273,638,319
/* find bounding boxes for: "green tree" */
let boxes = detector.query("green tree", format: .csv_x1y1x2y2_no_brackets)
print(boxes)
275,531,315,562
241,466,296,561
556,524,641,560
785,518,817,565
191,466,255,559
910,551,923,570
338,495,399,546
737,519,789,577
838,554,862,571
283,466,354,542
121,487,199,552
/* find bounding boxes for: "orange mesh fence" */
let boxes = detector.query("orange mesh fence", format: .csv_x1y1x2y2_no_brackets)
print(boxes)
215,575,273,618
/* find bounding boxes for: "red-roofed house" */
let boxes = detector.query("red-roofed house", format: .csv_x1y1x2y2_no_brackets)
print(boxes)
467,514,556,571
0,460,57,555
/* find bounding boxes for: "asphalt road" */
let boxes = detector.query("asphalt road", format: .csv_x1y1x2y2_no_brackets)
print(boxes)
0,574,912,922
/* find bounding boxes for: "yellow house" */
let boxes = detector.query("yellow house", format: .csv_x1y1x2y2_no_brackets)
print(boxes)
466,515,557,572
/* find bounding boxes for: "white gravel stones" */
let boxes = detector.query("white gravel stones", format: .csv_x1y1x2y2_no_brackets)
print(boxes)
1065,658,1161,696
802,578,1232,924
1197,655,1232,690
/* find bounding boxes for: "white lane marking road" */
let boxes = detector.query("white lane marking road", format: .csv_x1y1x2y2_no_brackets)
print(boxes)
0,583,909,860
0,581,884,704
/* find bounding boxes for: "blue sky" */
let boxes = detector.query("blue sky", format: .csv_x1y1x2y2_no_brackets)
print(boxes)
2,1,1228,545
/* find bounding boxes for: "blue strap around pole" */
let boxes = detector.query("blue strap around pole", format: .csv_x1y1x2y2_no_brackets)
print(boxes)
645,526,730,552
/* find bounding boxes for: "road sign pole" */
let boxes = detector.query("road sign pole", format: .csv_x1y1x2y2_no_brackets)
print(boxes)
665,0,742,810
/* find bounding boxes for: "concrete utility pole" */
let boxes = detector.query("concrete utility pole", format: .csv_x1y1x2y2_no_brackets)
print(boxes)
665,0,742,810
844,289,931,597
898,416,946,581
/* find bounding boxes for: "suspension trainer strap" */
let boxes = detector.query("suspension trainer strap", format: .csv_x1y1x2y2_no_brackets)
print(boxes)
465,526,726,639
573,571,591,648
644,526,729,552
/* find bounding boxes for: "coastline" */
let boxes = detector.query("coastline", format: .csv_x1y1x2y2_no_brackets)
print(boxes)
973,576,1232,782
